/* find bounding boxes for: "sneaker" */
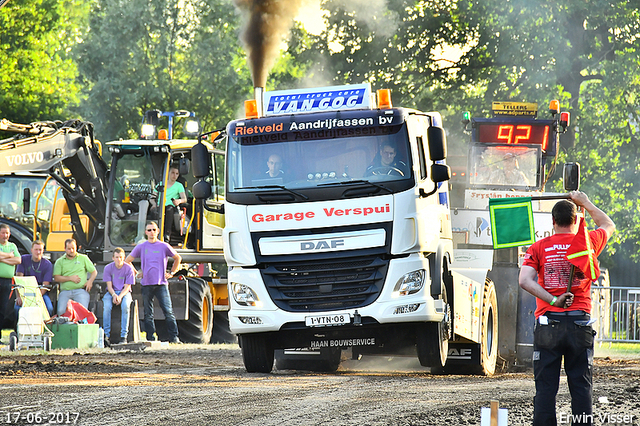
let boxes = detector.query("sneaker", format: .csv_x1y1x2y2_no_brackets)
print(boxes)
169,337,182,344
104,336,111,348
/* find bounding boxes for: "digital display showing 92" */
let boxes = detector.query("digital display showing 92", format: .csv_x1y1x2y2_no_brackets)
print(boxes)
477,123,551,152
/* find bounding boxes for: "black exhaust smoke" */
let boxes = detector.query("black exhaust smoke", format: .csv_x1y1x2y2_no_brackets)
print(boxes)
233,0,306,88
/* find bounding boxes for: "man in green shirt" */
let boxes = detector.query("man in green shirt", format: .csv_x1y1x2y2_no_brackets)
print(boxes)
53,238,97,316
0,224,21,330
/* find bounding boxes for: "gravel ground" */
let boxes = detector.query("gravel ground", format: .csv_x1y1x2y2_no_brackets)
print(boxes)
0,344,638,426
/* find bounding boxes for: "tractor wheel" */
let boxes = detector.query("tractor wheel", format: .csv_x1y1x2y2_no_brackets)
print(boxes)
210,311,237,344
178,278,213,343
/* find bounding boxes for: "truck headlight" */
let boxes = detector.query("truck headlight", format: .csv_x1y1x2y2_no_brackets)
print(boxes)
232,283,261,307
392,270,425,297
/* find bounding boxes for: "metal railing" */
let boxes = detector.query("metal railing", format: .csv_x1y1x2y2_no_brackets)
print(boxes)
591,285,640,344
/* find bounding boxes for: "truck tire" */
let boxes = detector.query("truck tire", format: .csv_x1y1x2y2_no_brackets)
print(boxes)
275,347,341,372
417,285,451,368
473,280,499,375
240,333,274,373
210,311,237,344
178,278,213,343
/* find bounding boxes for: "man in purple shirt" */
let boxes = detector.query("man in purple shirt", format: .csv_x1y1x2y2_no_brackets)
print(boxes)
125,221,182,343
16,240,54,316
102,247,135,346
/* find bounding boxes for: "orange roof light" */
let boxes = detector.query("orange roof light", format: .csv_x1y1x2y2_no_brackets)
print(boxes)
245,99,259,119
158,129,168,140
377,89,392,109
549,100,560,115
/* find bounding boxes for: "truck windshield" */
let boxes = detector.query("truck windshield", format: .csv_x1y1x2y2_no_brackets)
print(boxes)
468,144,541,189
108,150,160,246
227,114,413,200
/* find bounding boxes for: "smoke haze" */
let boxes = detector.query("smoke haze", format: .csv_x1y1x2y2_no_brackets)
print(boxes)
233,0,308,88
332,0,399,38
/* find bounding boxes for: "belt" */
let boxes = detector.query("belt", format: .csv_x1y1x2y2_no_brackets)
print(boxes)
546,310,589,317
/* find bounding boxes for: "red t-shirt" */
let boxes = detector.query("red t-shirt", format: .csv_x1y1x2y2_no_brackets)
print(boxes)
522,228,608,318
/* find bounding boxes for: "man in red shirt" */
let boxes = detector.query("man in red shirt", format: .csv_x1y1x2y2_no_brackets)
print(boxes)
519,191,615,426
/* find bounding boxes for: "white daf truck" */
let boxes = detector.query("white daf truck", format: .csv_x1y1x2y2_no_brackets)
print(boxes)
193,84,498,373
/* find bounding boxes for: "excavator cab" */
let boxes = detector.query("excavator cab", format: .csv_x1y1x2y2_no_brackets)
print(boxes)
104,138,225,261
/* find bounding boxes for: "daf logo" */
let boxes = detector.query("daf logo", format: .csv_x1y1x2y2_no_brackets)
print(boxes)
448,348,472,356
301,239,345,251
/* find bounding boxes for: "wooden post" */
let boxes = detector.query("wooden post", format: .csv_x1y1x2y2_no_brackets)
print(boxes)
490,400,499,426
128,300,141,343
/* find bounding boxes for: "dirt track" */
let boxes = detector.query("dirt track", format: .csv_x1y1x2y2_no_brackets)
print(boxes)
0,345,639,426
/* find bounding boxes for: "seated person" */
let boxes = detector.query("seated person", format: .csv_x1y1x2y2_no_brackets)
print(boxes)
491,152,531,186
15,240,54,316
266,154,284,178
53,238,97,316
365,142,408,176
164,165,188,243
102,247,135,346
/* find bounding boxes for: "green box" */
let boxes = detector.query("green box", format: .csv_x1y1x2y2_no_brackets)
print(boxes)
49,323,100,349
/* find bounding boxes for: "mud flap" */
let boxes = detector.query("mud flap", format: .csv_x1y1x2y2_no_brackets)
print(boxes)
443,342,481,365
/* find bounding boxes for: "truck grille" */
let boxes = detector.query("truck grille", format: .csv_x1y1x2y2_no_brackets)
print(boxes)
261,256,388,312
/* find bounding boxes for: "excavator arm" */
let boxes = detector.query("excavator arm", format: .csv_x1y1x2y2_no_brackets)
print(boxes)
1,118,108,253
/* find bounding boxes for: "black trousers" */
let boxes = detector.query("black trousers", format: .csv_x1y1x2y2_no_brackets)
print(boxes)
163,205,181,242
533,311,595,426
0,277,13,330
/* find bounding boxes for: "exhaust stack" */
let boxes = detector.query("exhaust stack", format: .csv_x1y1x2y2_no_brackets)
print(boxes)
254,87,264,117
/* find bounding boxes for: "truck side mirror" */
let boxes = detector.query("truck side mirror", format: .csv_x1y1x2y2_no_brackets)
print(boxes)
563,162,580,191
431,163,451,183
23,188,31,213
427,126,447,161
178,157,190,176
191,141,211,178
192,180,212,199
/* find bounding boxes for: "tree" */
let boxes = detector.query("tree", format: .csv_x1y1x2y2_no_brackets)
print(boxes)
74,0,254,141
0,0,89,125
289,0,640,265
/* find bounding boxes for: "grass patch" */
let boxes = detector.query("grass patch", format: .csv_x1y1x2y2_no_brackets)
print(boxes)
595,342,640,359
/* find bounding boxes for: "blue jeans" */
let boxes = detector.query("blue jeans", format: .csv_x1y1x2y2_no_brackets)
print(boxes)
56,288,90,316
102,290,132,340
141,285,178,341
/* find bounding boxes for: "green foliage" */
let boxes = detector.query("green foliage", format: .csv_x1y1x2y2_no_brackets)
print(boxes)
0,0,88,124
288,0,640,264
2,0,640,267
73,0,253,141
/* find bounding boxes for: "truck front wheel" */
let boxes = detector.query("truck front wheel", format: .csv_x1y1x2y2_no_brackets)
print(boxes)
416,313,450,368
417,286,452,368
240,333,274,373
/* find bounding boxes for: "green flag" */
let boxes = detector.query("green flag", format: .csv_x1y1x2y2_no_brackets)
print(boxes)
488,197,535,249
